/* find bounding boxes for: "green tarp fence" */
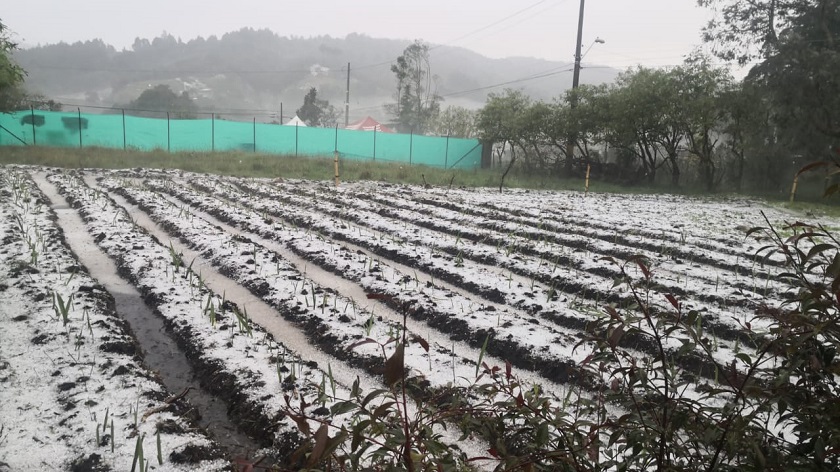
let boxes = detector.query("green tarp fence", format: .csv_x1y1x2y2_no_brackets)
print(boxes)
0,110,482,170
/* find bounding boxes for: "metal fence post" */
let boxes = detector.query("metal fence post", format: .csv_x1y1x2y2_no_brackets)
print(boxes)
445,134,450,169
334,124,338,152
295,123,299,157
122,109,126,150
211,113,215,152
373,127,377,161
409,127,414,166
77,108,82,149
30,106,36,146
253,117,257,153
167,112,171,152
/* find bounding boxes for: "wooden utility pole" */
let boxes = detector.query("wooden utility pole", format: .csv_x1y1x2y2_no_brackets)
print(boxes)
565,0,586,175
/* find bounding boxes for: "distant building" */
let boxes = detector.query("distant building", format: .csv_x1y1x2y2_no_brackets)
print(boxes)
345,116,394,133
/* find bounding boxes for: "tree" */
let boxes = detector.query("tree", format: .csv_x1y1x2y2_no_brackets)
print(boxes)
599,68,673,185
296,87,339,127
476,89,531,191
697,0,800,65
428,105,476,138
753,0,840,144
677,55,733,191
126,84,197,119
388,40,441,134
719,80,770,192
0,19,26,112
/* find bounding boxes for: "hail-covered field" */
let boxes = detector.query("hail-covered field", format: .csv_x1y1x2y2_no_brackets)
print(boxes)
0,165,830,470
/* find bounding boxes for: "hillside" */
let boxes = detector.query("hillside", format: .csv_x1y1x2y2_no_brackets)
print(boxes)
13,29,619,121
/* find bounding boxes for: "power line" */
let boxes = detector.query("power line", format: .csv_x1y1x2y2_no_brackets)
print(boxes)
430,0,554,52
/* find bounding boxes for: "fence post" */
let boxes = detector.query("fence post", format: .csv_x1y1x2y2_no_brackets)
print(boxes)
122,109,126,150
30,106,36,146
334,124,339,152
253,117,256,153
77,108,82,149
373,127,377,161
790,174,800,204
211,113,215,152
409,127,414,166
295,123,299,157
334,151,340,187
167,112,171,152
445,134,450,169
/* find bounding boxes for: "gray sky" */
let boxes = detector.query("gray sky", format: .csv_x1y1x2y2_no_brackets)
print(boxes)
5,0,721,71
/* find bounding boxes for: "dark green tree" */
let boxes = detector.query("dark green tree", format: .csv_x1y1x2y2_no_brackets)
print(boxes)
752,1,840,145
296,87,338,127
697,0,800,64
126,84,197,119
388,40,441,134
677,55,733,191
0,19,26,112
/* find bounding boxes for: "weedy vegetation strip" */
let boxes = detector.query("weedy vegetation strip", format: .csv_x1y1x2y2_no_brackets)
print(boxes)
0,168,227,471
48,170,355,466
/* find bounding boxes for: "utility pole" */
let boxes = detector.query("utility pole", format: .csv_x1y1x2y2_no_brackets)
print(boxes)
572,0,586,93
345,62,350,128
565,0,586,176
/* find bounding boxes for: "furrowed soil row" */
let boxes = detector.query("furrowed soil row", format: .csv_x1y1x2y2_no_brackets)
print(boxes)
229,178,775,346
49,171,353,468
139,175,593,387
159,174,759,382
0,169,227,471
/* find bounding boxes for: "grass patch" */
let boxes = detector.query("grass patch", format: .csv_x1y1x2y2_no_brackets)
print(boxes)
1,146,837,214
0,146,609,191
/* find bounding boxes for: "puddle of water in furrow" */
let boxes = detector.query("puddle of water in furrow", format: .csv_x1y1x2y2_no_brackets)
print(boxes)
154,187,569,394
32,173,260,459
89,177,495,467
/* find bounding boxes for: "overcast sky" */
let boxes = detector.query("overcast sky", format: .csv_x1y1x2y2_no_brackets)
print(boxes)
6,0,722,71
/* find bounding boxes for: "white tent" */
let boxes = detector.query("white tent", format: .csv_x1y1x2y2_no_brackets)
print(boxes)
285,115,307,127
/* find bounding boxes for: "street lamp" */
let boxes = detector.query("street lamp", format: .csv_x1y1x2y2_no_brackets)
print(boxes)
582,37,606,61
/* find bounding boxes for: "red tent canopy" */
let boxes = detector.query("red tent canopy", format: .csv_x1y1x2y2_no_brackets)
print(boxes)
345,116,395,133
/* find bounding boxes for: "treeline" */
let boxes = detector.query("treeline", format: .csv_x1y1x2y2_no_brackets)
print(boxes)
473,0,840,195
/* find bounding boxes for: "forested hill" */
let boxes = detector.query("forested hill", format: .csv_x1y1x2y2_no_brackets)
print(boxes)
13,29,618,119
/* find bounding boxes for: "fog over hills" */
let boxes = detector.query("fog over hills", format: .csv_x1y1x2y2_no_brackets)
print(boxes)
13,28,619,122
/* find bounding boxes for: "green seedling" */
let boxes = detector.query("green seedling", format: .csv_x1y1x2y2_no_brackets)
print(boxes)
53,292,74,326
130,433,145,472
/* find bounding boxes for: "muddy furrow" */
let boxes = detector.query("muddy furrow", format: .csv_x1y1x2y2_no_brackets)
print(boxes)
0,169,227,471
171,175,762,381
33,172,263,461
140,176,594,388
231,178,771,346
288,182,787,307
49,171,353,468
398,190,786,269
355,190,787,298
91,174,495,465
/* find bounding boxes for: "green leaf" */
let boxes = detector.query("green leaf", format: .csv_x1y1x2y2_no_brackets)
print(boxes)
735,353,752,365
373,401,396,420
330,401,359,416
536,423,549,445
361,389,388,407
